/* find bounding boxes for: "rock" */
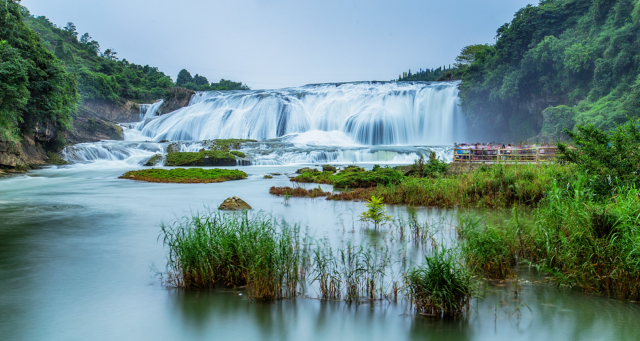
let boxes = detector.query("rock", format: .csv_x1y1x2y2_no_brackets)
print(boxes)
264,174,273,179
157,87,195,115
144,154,162,166
218,196,252,211
322,164,337,173
295,167,320,174
166,143,181,154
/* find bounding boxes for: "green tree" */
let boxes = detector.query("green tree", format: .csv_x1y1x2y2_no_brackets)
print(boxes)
359,196,392,229
0,40,29,141
176,69,193,87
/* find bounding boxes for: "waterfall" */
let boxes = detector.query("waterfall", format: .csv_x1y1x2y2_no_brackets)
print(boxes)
135,82,466,145
135,100,165,130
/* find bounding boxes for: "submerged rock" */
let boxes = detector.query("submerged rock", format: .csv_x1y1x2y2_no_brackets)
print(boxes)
219,196,252,211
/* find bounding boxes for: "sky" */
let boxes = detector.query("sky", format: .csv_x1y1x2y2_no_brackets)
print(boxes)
22,0,536,89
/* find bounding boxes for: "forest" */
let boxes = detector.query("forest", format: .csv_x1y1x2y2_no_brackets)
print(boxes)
0,0,248,149
399,0,640,142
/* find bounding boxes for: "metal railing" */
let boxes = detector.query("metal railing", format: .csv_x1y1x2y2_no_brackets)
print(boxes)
453,147,560,163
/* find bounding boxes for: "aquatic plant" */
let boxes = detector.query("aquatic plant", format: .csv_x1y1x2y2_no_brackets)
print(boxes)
405,249,474,317
459,214,516,279
120,168,247,183
328,163,576,208
457,179,640,300
161,211,303,301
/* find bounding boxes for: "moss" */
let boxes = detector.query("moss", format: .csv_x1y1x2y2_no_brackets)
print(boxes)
264,174,273,179
120,168,247,183
291,167,404,188
45,151,68,165
166,143,181,154
165,150,237,166
230,150,246,158
203,139,257,151
144,154,162,166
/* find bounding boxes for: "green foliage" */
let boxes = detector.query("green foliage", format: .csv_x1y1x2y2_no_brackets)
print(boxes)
24,14,173,103
411,153,449,178
330,163,577,208
332,168,404,188
541,105,576,139
120,168,247,183
559,119,640,195
459,0,640,140
459,214,517,279
397,65,461,82
406,249,475,317
359,196,392,229
143,154,162,166
460,181,640,300
229,150,245,158
176,68,250,91
0,1,79,143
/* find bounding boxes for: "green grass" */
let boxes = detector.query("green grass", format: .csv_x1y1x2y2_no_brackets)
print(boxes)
161,211,302,301
328,163,576,208
120,168,247,183
458,180,640,300
165,150,237,166
406,249,475,317
291,166,404,188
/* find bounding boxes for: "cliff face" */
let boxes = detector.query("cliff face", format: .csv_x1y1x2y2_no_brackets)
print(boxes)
0,89,196,171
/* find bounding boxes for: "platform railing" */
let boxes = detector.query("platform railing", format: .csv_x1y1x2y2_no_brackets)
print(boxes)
453,147,560,163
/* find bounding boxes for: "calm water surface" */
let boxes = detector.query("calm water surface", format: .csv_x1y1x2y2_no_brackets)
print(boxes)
1,164,639,341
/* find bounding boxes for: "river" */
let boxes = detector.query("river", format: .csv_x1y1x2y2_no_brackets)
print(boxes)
1,82,639,340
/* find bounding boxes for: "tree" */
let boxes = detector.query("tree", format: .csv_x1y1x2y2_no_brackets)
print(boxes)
454,44,490,68
79,33,91,44
63,22,78,40
193,74,208,86
559,119,640,195
0,40,29,141
176,69,193,87
359,196,392,229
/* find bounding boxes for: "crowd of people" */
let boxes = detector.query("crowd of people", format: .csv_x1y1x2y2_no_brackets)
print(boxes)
453,142,557,162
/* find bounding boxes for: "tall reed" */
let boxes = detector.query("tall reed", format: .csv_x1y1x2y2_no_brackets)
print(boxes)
405,249,475,317
161,210,303,301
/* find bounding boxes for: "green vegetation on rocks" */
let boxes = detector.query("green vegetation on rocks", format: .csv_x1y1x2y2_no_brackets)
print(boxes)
230,150,245,158
165,150,237,167
291,166,404,188
144,154,162,166
120,168,247,183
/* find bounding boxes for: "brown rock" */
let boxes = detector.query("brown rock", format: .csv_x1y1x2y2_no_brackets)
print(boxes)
218,196,252,211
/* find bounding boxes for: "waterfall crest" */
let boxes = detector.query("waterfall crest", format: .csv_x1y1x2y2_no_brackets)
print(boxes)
136,82,466,145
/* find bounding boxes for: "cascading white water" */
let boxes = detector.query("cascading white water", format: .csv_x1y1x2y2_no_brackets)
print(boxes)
63,82,464,166
135,82,466,145
135,100,164,130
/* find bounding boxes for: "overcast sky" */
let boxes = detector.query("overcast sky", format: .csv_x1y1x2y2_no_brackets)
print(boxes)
22,0,535,89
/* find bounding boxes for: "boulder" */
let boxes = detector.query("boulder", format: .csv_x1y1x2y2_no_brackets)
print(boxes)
219,196,252,211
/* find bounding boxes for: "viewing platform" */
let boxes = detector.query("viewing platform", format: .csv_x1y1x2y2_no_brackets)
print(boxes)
452,146,560,163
